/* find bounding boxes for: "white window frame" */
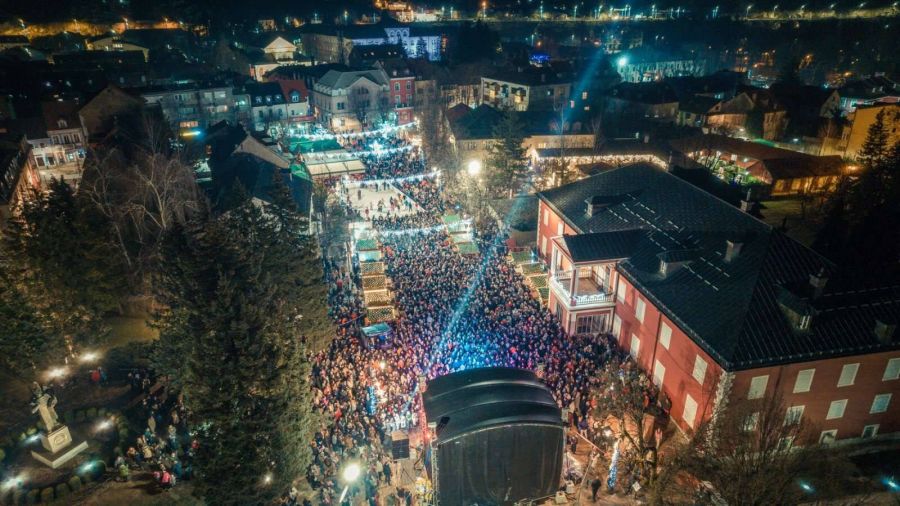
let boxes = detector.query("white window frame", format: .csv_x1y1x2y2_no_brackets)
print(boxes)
784,405,804,426
543,208,549,226
861,424,879,439
683,394,698,428
793,369,815,393
541,236,547,257
826,399,847,420
819,429,837,444
748,375,768,400
630,334,640,359
658,322,672,350
692,355,708,384
653,360,665,387
557,222,564,236
616,279,626,303
884,358,900,381
612,314,622,340
837,363,859,387
635,297,646,323
870,393,891,414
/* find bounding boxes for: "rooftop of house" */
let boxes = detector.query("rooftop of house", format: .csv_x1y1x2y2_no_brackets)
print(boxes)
838,76,900,99
538,163,900,370
245,81,285,102
482,62,576,87
315,69,388,90
607,81,679,104
678,95,722,114
450,104,593,140
769,82,838,112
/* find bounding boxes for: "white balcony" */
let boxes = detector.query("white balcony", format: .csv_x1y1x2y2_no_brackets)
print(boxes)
550,269,614,308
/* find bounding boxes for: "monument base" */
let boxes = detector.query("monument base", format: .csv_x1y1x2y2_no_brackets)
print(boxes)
31,441,89,469
41,426,74,453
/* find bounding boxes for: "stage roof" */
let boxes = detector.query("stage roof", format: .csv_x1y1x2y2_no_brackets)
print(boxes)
423,367,562,443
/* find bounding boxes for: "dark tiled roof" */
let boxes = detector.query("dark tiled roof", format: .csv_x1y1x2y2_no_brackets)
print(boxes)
563,230,644,263
607,81,679,105
538,163,899,370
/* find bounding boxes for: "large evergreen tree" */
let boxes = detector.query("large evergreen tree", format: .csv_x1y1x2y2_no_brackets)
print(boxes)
813,110,900,283
1,178,125,363
153,190,319,505
486,111,529,197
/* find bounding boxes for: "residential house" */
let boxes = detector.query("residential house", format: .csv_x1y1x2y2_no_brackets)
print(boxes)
246,82,288,132
669,134,846,197
87,34,151,62
837,76,900,113
604,81,680,121
615,47,707,83
448,104,594,166
299,20,442,65
377,61,416,125
312,69,390,131
769,83,842,142
481,65,573,112
0,134,40,231
536,163,900,442
275,79,313,127
142,83,237,134
78,85,145,143
22,100,87,185
839,103,900,160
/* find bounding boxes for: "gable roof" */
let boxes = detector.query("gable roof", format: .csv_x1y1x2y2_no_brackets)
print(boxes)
562,229,645,263
315,69,388,90
536,163,900,370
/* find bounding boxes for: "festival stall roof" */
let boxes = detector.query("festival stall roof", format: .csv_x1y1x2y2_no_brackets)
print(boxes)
442,214,462,225
304,158,365,178
366,306,395,323
290,138,342,153
361,322,391,338
457,243,479,255
356,238,379,251
509,250,536,265
423,367,562,443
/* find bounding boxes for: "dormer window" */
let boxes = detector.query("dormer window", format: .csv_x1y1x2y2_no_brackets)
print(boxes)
57,119,68,129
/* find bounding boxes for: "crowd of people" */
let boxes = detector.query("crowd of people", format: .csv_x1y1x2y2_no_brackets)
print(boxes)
346,135,427,180
301,130,644,504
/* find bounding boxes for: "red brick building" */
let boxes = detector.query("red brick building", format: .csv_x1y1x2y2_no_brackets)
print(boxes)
536,163,900,444
380,61,416,126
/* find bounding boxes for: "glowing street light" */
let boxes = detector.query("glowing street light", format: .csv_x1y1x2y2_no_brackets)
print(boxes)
79,352,99,363
263,473,273,485
617,56,628,67
47,367,68,380
467,159,482,177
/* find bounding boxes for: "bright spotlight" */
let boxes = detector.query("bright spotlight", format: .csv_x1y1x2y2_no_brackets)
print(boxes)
263,473,273,484
466,159,482,176
342,463,361,482
47,367,68,379
79,352,98,363
617,56,628,67
96,420,112,431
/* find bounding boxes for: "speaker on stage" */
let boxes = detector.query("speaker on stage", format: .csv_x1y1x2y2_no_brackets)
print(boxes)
391,430,410,460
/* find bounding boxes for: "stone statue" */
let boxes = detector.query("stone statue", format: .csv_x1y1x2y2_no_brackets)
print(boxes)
30,382,60,432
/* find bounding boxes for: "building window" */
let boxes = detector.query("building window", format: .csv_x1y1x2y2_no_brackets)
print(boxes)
337,102,345,110
861,424,879,439
612,314,622,339
793,369,815,393
826,399,847,420
406,81,412,90
394,83,400,91
652,359,665,387
748,375,768,400
838,363,859,387
541,236,547,256
683,394,698,428
870,393,892,414
543,208,549,226
692,355,708,384
635,297,646,323
658,322,671,349
884,358,900,381
630,334,640,359
616,279,626,303
557,222,564,236
576,315,598,335
742,411,759,432
778,437,795,451
784,405,804,426
819,430,837,444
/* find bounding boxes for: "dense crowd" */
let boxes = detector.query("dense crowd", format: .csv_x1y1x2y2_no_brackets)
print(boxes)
302,132,649,503
345,135,426,180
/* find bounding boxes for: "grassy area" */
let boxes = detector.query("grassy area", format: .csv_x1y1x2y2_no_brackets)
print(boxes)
758,199,824,247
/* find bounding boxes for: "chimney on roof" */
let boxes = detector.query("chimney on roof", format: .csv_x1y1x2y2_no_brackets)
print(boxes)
808,267,828,299
724,239,743,263
874,319,896,344
657,250,697,278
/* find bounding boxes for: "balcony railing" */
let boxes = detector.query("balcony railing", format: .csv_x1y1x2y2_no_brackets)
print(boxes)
551,270,614,307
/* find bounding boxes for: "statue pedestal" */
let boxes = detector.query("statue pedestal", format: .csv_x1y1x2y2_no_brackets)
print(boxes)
31,426,88,469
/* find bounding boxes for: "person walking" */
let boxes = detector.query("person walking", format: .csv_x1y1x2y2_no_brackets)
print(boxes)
591,478,602,502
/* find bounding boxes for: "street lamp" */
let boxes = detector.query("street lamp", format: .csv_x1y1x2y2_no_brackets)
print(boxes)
746,4,753,17
467,159,482,177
